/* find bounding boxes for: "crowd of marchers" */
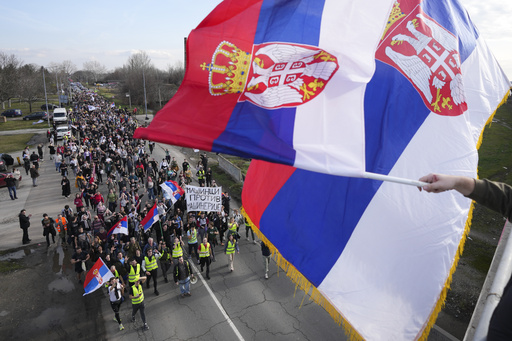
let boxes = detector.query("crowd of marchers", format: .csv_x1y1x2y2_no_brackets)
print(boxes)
16,84,270,332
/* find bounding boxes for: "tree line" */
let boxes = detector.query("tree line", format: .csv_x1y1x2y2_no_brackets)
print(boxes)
0,50,185,113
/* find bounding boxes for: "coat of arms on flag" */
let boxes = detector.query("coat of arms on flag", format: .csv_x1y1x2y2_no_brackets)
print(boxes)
201,41,339,109
376,1,467,116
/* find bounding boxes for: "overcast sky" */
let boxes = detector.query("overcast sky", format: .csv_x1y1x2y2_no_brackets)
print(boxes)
0,0,510,79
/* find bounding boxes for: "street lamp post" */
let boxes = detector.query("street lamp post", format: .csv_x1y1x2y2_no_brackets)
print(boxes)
42,67,50,127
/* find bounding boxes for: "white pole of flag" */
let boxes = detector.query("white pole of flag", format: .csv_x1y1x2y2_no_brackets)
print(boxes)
363,172,428,187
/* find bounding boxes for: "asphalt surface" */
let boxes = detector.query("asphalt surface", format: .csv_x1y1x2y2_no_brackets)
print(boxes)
0,125,346,340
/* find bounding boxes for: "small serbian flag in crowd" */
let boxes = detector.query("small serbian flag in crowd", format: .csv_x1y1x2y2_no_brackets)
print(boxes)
107,216,128,237
160,181,185,204
140,203,159,232
83,258,114,296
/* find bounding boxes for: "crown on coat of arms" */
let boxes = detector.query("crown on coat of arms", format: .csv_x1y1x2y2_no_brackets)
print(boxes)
200,41,251,96
382,1,406,39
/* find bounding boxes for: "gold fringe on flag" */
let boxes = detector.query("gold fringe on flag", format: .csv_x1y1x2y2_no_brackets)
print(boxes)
241,207,365,341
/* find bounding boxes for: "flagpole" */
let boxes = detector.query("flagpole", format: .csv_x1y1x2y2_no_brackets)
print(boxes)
363,172,428,187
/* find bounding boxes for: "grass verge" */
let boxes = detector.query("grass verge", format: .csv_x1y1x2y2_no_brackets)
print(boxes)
0,119,49,131
0,133,38,153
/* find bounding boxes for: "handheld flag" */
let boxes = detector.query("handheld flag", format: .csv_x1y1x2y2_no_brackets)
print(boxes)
140,203,159,232
160,181,185,204
240,0,510,340
133,0,403,178
107,216,128,238
83,258,114,296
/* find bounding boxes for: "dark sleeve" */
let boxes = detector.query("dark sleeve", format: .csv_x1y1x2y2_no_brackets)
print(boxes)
173,265,178,282
467,179,512,221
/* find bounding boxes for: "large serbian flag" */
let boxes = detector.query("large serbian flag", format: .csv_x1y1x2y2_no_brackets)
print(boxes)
134,0,400,177
83,258,114,296
243,0,510,340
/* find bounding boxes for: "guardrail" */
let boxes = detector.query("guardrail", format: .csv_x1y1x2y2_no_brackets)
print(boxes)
464,220,512,341
217,154,243,183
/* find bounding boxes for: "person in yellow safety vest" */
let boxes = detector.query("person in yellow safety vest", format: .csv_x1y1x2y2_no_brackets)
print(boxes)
196,165,205,186
224,234,239,272
227,216,238,241
142,248,162,296
187,224,199,264
128,258,141,286
199,237,212,279
129,276,149,331
55,214,68,247
158,240,172,283
172,237,184,265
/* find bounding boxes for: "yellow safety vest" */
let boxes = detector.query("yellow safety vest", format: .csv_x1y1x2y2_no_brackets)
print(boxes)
199,243,210,258
197,170,205,180
188,229,197,244
144,255,158,271
172,243,183,258
229,222,237,232
128,264,140,283
226,240,236,255
131,284,144,305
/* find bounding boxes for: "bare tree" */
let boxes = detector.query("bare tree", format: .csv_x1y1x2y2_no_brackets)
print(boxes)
122,51,158,108
83,60,107,83
18,64,44,113
166,62,185,87
61,60,77,75
0,52,23,109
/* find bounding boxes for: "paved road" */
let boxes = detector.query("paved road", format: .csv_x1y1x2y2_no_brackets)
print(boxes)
0,125,346,340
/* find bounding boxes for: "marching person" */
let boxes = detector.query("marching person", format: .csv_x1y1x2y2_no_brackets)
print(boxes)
30,164,39,187
261,241,271,279
55,214,68,247
158,240,172,283
41,213,56,247
107,277,125,331
199,237,212,280
129,276,149,331
19,209,31,245
187,224,199,264
224,233,239,272
70,246,89,283
173,256,193,297
5,174,17,200
127,257,142,287
206,221,218,261
172,237,184,265
142,248,161,296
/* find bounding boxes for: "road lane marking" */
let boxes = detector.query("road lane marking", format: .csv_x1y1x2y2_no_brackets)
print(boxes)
190,262,245,341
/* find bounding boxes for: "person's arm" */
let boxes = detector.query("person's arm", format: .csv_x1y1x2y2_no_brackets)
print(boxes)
128,287,137,299
418,173,475,196
420,174,512,221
